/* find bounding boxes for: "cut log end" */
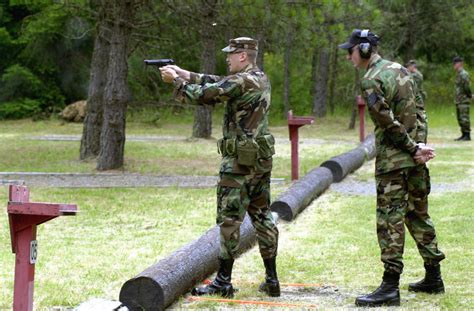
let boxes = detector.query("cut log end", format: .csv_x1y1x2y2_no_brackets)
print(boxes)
320,160,343,182
270,201,293,221
120,276,164,311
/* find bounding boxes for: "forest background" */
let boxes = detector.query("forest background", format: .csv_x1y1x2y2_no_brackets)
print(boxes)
0,0,473,169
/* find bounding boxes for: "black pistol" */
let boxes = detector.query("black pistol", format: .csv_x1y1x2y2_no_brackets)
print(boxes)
144,59,175,68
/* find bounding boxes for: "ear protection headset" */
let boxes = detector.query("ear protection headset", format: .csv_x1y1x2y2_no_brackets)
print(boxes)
358,29,372,59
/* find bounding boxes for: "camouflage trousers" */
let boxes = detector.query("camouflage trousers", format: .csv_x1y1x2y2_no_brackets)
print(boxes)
416,108,428,144
376,165,445,274
456,103,471,133
216,171,279,260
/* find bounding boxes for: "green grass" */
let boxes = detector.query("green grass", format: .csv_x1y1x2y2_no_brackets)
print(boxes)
0,107,473,309
0,112,369,179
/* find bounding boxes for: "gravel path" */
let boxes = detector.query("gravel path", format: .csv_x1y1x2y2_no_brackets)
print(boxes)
27,134,355,146
0,172,285,188
330,174,473,195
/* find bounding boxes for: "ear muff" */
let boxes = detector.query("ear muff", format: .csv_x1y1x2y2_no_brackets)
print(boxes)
358,29,372,59
359,42,372,59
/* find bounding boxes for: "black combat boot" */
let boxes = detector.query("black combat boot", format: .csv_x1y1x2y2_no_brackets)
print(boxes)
258,256,280,297
408,263,445,294
460,132,471,141
191,258,234,298
355,271,400,307
454,132,465,141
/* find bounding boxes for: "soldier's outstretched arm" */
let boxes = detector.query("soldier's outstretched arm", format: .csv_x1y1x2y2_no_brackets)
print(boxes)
173,74,244,106
363,86,418,155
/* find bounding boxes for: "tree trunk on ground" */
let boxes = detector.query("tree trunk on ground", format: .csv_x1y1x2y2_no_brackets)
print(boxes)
271,167,333,221
192,0,217,139
312,47,330,118
97,0,135,170
80,2,110,160
328,44,338,115
348,67,360,129
120,215,257,310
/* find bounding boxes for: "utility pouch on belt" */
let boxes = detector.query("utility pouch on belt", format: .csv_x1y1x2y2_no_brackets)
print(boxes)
256,134,276,159
236,138,259,166
217,138,236,156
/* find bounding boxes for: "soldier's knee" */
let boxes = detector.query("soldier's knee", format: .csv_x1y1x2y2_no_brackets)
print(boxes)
220,217,242,241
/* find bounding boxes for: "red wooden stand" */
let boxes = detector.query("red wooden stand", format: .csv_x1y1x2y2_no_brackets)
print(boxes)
287,110,315,180
357,95,366,142
7,185,77,311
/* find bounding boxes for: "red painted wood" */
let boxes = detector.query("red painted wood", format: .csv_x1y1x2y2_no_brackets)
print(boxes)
7,185,77,311
287,110,315,181
13,225,36,311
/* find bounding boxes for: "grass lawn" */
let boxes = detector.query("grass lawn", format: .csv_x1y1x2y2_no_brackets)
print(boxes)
0,106,473,309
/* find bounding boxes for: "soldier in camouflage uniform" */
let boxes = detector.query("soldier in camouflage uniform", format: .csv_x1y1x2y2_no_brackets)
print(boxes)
407,60,428,143
453,56,472,141
159,37,280,298
339,29,445,307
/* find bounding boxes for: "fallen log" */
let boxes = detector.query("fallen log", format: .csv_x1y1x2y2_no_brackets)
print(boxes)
119,215,256,311
270,167,333,221
359,134,376,159
320,134,375,182
119,134,376,309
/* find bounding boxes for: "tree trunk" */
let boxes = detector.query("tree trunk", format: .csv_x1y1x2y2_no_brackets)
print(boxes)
328,44,338,115
404,1,417,62
256,31,265,70
312,47,330,118
282,24,292,118
192,0,217,139
97,0,135,170
80,2,110,160
271,167,333,221
120,215,257,310
321,134,375,182
348,67,360,129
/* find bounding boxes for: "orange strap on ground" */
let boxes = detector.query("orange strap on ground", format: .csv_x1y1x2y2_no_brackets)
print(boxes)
188,296,318,308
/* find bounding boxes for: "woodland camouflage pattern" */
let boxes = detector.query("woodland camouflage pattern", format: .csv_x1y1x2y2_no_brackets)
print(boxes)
173,62,278,260
455,68,471,133
411,69,428,143
376,166,445,274
361,54,418,175
362,54,444,274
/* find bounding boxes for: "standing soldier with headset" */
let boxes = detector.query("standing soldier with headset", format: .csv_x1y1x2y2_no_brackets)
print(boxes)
453,56,472,141
339,29,446,307
159,37,280,298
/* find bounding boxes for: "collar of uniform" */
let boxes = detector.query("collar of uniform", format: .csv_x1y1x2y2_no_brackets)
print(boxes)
241,63,258,73
367,54,382,70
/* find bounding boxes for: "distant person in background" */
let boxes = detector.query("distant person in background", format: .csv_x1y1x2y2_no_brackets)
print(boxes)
407,60,428,143
339,29,445,307
453,56,472,141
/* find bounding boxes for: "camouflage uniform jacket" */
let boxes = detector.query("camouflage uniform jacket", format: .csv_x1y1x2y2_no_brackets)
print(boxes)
455,69,472,104
411,69,427,104
410,69,427,143
361,54,417,175
173,63,274,175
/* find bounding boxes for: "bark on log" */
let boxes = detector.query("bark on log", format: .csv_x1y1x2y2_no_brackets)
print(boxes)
321,134,375,182
270,167,333,221
119,215,256,311
119,135,376,309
